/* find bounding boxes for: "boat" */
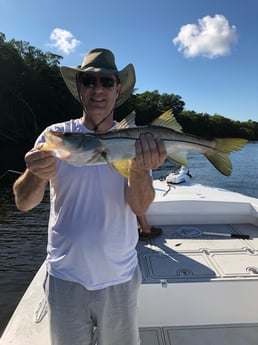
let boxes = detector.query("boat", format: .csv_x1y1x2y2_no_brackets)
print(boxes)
1,180,258,345
165,165,192,184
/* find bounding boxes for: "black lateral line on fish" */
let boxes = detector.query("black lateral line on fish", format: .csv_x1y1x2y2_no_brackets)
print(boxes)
97,136,216,149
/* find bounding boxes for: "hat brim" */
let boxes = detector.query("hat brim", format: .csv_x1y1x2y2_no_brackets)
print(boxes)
60,64,135,108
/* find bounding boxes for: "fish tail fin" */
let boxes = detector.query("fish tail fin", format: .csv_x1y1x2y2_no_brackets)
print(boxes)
205,138,247,176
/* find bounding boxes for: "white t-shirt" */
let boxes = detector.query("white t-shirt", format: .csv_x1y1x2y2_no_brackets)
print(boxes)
36,119,138,290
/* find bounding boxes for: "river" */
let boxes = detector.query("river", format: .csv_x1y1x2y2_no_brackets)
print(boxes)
0,142,257,335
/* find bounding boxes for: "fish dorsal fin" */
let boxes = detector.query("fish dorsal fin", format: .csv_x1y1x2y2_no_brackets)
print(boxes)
151,109,183,132
117,111,137,129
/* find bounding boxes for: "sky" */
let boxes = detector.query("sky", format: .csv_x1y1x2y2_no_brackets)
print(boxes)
1,0,257,122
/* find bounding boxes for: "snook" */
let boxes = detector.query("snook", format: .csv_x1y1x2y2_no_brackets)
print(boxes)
38,110,247,177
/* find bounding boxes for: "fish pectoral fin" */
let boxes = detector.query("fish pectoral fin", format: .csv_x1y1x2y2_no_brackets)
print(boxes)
151,109,183,132
167,152,188,166
205,138,248,176
111,160,130,178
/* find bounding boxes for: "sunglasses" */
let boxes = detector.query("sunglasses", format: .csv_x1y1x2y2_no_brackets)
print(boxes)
80,76,117,88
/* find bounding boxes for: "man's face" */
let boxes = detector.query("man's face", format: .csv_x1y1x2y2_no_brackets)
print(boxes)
79,74,121,118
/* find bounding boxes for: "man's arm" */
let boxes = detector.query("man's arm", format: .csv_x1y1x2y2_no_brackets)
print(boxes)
126,133,167,216
13,149,57,211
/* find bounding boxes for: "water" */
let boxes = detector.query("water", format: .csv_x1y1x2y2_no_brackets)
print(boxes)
153,141,258,199
0,142,257,335
0,191,49,335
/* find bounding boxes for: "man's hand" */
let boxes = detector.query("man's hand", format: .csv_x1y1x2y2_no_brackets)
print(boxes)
25,148,57,180
126,133,167,216
13,148,57,211
134,133,167,171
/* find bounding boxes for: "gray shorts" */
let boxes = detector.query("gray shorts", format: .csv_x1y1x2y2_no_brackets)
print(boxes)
44,266,142,345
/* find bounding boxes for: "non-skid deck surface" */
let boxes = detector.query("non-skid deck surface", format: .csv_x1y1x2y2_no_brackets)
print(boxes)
137,223,258,283
139,324,258,345
136,222,258,345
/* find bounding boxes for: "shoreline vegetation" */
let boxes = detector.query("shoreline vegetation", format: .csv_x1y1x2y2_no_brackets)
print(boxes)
1,32,257,177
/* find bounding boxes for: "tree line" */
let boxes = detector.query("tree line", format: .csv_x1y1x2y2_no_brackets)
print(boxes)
0,32,257,174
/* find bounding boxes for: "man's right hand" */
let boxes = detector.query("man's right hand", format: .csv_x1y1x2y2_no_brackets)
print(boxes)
25,148,57,180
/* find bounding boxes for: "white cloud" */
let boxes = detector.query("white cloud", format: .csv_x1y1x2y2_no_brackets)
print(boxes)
49,28,80,54
173,14,238,59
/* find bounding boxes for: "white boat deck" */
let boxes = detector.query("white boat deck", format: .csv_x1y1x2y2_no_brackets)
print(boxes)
1,182,258,345
137,223,258,344
136,182,258,344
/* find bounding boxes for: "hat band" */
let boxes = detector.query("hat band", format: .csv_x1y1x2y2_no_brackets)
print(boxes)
81,62,118,71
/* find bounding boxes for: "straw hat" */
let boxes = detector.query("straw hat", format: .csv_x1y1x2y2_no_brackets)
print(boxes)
60,48,136,108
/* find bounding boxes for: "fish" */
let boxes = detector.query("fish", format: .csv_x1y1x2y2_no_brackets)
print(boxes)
38,110,247,178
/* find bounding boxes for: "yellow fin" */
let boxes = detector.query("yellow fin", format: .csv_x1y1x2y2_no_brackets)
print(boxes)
167,152,188,166
117,111,137,129
151,109,183,132
37,131,62,151
111,160,130,178
214,138,247,153
205,138,247,176
37,141,55,151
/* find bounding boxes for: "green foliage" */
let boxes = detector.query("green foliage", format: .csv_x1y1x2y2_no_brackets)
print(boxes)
0,31,257,154
176,111,258,140
0,33,80,147
115,90,185,125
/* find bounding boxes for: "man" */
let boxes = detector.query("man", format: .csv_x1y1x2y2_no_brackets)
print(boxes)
13,48,167,345
137,215,163,240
